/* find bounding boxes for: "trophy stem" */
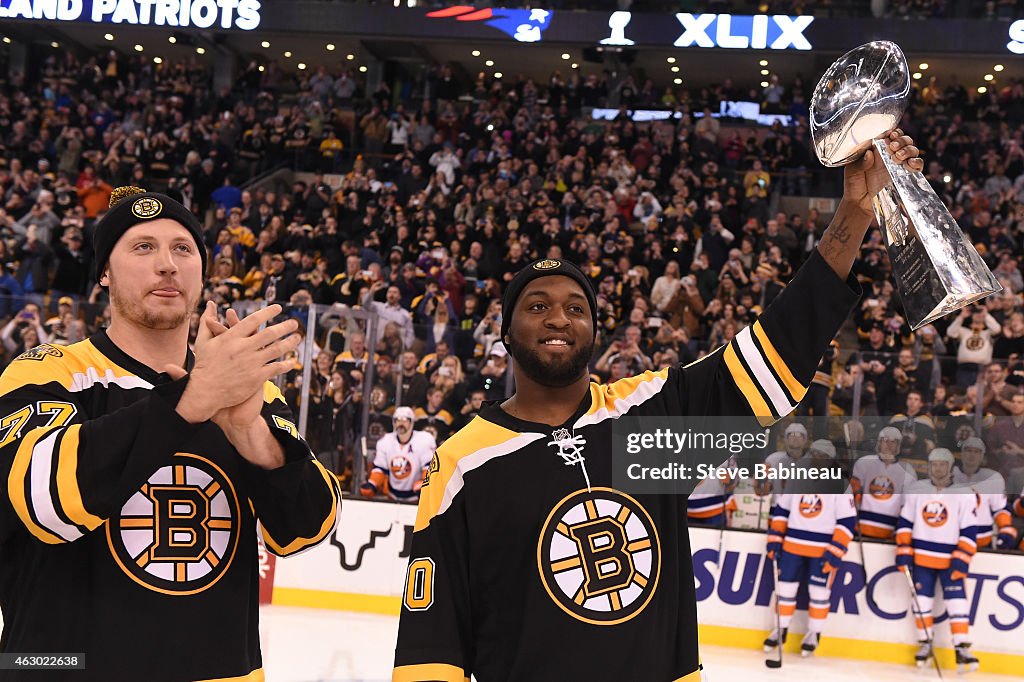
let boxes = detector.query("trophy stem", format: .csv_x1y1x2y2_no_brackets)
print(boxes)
870,140,1002,330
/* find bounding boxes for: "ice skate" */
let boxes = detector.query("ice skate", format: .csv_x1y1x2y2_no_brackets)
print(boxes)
955,643,979,673
914,640,932,668
763,627,787,653
800,631,819,657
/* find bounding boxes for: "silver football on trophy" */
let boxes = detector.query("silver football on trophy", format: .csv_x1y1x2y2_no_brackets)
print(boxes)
810,41,1001,329
810,41,911,167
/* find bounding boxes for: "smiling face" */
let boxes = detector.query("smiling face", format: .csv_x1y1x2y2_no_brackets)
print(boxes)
102,218,203,332
507,275,594,388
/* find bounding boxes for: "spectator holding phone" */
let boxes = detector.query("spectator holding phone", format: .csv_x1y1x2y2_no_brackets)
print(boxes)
474,300,503,359
1,305,50,355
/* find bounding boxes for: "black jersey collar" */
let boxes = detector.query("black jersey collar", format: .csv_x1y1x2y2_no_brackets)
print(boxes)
479,382,595,434
90,329,196,385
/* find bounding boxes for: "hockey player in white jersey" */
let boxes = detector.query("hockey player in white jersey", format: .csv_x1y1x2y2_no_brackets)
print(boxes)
764,439,856,657
687,455,738,527
897,448,979,671
953,437,1017,550
756,422,808,496
849,426,917,539
360,407,437,502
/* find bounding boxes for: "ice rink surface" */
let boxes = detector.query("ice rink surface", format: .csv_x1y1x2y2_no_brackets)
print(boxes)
0,605,1012,680
259,606,1014,682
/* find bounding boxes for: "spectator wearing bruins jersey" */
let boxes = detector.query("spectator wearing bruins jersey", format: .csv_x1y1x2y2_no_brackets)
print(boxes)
392,134,919,682
889,390,936,475
414,387,455,444
0,187,341,682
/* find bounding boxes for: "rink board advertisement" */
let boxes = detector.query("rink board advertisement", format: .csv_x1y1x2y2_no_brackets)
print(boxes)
272,499,1024,674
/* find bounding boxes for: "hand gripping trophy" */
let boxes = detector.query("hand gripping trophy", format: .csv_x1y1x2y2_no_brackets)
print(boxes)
810,41,1001,329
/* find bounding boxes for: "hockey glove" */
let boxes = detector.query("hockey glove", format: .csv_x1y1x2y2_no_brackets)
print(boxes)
950,556,970,582
359,482,378,498
995,529,1018,551
895,549,914,572
766,536,783,561
822,549,843,574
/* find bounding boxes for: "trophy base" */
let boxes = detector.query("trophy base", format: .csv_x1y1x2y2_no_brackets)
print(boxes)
871,140,1002,330
920,291,997,327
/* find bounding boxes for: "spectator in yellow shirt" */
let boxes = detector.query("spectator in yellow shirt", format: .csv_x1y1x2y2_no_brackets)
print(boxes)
744,159,770,199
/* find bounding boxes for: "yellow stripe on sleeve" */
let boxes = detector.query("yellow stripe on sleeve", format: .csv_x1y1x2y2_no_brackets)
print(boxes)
414,418,524,533
723,344,776,427
262,459,340,555
7,426,64,544
751,321,807,403
392,663,468,682
589,367,670,415
54,424,103,531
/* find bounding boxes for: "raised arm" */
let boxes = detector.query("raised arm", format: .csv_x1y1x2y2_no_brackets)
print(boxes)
817,130,923,280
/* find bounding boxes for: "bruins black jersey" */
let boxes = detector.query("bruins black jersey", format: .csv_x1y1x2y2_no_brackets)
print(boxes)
393,251,860,682
0,331,341,682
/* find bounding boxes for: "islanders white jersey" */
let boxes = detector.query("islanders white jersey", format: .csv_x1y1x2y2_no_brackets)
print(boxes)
372,430,437,499
687,477,735,522
897,485,977,570
952,467,1011,547
849,455,917,538
769,493,857,559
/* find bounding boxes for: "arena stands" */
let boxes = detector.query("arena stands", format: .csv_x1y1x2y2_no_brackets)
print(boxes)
3,24,1024,524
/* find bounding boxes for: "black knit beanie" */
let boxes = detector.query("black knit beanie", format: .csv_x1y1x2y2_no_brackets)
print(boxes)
94,186,207,284
501,258,598,344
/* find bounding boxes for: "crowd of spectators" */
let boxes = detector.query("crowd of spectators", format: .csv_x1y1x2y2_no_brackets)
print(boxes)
4,42,1024,492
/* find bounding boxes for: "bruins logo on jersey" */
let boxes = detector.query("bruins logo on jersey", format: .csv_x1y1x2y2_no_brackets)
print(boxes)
107,453,240,596
422,451,440,488
15,344,64,362
537,487,660,626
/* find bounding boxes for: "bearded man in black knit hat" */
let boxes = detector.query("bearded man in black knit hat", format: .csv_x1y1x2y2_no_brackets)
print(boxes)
394,132,926,681
0,187,341,681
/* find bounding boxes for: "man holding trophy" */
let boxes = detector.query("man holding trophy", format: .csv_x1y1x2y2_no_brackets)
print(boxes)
394,80,936,682
755,40,1002,674
393,40,1002,682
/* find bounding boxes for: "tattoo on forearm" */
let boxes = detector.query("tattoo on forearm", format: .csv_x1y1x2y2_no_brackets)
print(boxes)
819,217,851,261
829,218,852,245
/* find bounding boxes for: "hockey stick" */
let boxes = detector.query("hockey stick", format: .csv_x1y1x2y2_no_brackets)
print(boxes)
855,527,882,613
900,567,943,679
714,507,727,569
765,559,783,669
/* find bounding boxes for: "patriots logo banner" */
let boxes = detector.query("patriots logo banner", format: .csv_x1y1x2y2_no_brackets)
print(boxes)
426,5,553,43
